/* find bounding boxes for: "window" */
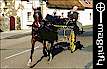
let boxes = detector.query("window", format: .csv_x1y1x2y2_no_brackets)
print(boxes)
4,1,7,6
90,13,91,20
27,12,32,22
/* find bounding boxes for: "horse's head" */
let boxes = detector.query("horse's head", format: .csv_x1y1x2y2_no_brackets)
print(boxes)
33,7,42,28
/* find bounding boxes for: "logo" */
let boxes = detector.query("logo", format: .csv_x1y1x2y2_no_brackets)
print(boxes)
96,2,105,66
96,2,105,23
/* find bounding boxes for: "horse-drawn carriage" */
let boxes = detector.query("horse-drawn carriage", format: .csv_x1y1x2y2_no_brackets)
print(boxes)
27,6,84,67
45,13,84,35
44,12,84,52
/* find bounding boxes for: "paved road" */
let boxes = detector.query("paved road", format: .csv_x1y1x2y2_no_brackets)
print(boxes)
0,27,93,68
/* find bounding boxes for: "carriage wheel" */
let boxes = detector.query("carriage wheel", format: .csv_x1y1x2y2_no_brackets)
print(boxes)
69,31,76,53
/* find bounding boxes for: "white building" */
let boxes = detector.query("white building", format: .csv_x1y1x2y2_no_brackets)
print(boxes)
78,9,93,26
0,0,93,30
43,0,93,26
16,0,93,29
19,1,33,29
19,0,42,29
19,0,93,29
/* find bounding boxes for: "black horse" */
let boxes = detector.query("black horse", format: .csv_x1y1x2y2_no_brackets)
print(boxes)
27,7,58,66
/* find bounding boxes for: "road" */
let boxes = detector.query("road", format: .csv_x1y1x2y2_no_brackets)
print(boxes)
0,27,93,68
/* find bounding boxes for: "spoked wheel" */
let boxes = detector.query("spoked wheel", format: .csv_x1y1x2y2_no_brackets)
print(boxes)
69,31,76,53
70,42,76,53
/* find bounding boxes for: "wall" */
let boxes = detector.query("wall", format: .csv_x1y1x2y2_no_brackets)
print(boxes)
78,9,93,26
20,1,33,29
20,0,40,29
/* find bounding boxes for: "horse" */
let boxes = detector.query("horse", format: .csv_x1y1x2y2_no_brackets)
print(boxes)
27,7,58,66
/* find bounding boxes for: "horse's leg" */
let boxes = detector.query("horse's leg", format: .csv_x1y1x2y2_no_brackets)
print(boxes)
27,37,36,66
48,41,54,62
43,41,48,57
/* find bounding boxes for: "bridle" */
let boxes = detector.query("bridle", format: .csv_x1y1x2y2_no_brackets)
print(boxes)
33,11,42,29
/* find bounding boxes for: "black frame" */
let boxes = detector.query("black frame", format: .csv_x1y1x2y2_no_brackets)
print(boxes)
93,0,106,69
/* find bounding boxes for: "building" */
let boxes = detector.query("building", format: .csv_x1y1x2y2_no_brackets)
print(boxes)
20,0,93,29
0,0,23,31
15,0,41,29
45,0,93,26
0,0,93,31
79,0,93,26
0,0,39,31
14,0,93,29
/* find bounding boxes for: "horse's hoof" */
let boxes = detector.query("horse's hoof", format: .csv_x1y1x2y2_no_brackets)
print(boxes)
48,61,51,64
27,59,32,66
47,59,52,64
48,53,52,62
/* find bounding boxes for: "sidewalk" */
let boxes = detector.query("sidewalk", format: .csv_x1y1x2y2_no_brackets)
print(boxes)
0,29,31,40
